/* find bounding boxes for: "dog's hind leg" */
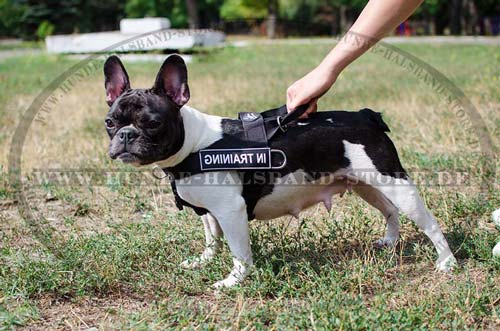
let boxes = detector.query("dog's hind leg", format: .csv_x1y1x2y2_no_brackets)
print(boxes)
353,184,400,247
180,213,223,269
343,141,456,271
376,180,457,271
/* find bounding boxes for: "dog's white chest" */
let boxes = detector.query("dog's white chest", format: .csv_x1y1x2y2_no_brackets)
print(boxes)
253,170,349,220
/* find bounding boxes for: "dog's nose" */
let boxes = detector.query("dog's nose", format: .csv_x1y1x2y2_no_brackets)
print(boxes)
118,127,138,143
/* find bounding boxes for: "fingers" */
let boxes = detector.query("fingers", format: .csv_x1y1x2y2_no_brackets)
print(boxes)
302,98,318,118
296,98,317,119
286,87,312,114
286,83,318,119
286,85,301,112
286,77,319,117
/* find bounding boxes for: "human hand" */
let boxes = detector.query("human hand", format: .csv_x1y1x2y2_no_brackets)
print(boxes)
286,64,337,117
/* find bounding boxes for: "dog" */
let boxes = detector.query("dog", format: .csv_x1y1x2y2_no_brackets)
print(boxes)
103,54,457,288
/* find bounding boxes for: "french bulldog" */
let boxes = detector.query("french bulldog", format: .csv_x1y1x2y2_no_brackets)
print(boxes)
103,54,457,288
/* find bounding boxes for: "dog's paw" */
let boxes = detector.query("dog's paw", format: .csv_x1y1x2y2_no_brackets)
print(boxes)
492,242,500,257
374,237,398,248
492,208,500,227
435,254,457,272
180,259,202,269
212,275,241,289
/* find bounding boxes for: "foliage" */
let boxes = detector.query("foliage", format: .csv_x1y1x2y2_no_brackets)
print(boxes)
124,0,224,28
0,0,27,37
418,0,444,16
0,0,125,39
475,0,500,15
0,0,498,39
125,0,188,27
35,20,54,39
220,0,267,19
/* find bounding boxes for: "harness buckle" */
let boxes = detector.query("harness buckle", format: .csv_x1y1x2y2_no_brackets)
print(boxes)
276,116,288,132
152,165,170,180
271,149,287,169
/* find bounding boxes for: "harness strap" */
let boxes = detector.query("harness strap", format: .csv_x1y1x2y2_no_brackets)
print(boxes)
278,103,310,127
163,103,311,177
238,102,310,145
262,103,310,140
238,112,267,146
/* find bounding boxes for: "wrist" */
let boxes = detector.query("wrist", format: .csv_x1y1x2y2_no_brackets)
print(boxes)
320,36,369,80
316,58,340,84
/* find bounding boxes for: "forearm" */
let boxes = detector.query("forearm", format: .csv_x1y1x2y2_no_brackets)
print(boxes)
320,0,424,79
285,0,424,112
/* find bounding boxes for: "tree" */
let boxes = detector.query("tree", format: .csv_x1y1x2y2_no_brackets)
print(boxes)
0,0,27,37
124,0,189,27
220,0,266,19
450,0,462,34
19,0,81,39
185,0,199,28
267,0,277,38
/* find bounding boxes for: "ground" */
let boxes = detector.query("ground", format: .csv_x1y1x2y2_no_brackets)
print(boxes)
0,40,499,329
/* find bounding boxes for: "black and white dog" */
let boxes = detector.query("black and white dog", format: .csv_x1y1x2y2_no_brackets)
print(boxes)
103,55,457,288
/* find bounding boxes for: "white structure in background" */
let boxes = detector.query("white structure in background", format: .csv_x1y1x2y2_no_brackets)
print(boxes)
45,17,224,54
120,17,171,34
493,209,500,257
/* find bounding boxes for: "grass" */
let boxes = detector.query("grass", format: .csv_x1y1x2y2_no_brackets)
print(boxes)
0,41,499,329
0,40,43,51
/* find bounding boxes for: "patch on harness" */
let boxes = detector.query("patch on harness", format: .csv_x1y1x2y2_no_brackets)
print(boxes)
199,148,286,171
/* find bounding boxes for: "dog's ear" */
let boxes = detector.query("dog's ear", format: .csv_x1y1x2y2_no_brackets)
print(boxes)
153,54,190,107
104,55,130,107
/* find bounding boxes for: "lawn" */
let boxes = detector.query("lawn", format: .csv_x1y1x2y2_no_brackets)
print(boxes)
0,41,499,329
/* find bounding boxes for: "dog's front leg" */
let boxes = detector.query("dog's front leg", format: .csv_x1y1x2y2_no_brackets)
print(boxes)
211,199,253,289
181,213,223,269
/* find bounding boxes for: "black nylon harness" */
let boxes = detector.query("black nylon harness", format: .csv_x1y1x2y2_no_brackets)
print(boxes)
238,103,310,145
158,104,309,215
163,104,309,178
155,104,391,216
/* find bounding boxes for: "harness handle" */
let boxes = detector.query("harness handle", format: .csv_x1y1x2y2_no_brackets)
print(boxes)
276,103,309,131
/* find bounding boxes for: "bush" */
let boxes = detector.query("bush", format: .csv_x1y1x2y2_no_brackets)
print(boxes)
0,0,27,37
36,20,54,39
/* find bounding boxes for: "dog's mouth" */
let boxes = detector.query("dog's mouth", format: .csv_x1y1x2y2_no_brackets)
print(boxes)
116,152,141,164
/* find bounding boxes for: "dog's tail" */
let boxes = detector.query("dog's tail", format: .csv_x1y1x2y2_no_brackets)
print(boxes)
359,108,390,132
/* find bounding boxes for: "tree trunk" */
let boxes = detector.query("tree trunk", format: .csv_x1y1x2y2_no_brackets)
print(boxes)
424,10,434,35
435,3,448,35
467,0,478,35
331,6,340,36
450,0,462,35
267,0,278,38
339,5,347,34
185,0,199,29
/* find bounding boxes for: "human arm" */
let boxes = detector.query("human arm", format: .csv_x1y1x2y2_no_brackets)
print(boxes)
286,0,424,114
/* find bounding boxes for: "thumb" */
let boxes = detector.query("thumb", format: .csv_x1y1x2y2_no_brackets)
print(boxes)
302,98,318,118
287,89,309,113
286,87,297,112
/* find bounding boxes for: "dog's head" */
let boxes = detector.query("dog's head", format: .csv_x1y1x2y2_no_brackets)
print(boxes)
103,55,189,165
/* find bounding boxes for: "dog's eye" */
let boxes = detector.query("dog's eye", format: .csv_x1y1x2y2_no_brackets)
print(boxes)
146,120,161,129
105,119,114,128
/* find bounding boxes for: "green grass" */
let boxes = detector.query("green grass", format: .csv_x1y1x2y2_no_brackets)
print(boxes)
0,42,499,329
0,41,43,51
